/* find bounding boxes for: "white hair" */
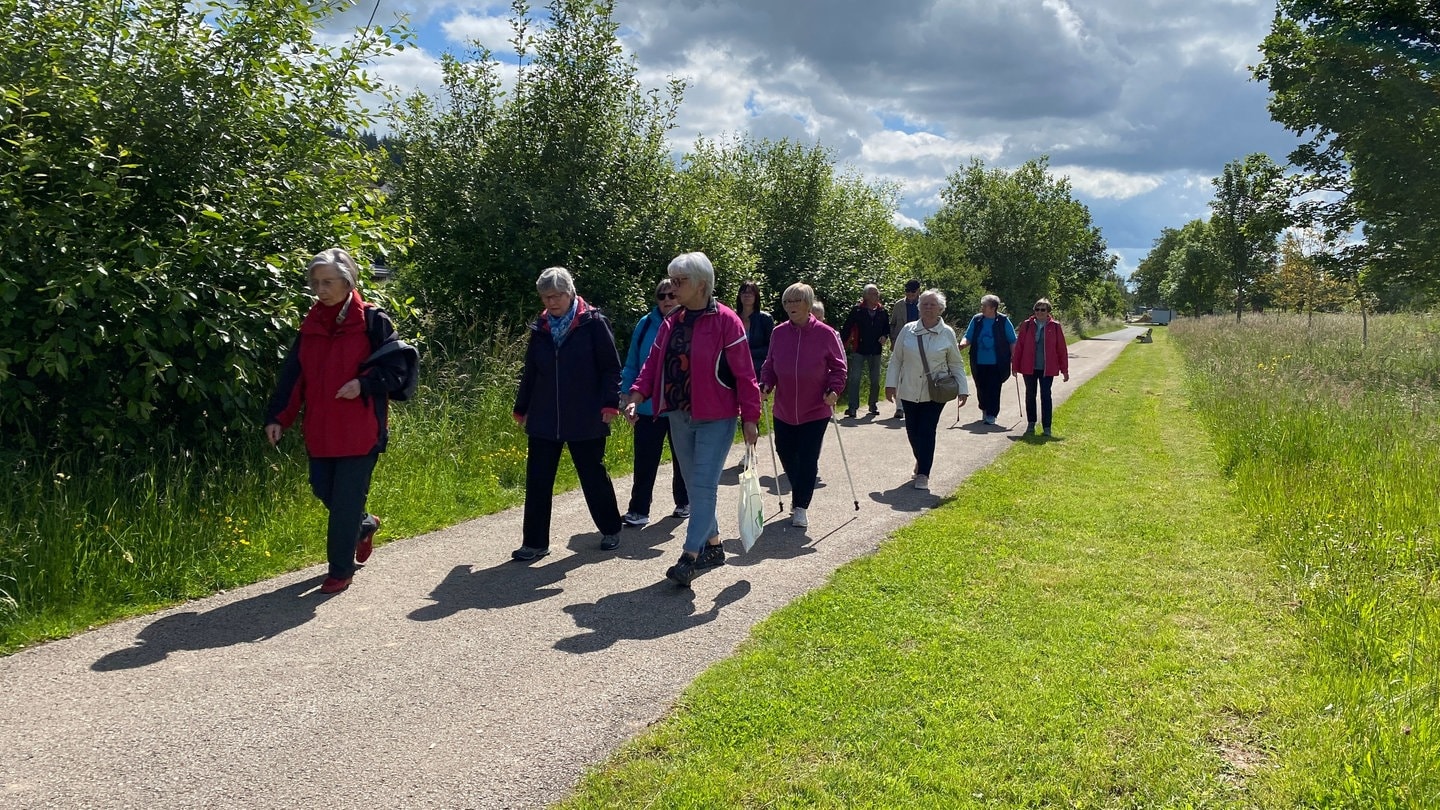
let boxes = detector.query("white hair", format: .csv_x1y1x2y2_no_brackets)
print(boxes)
667,252,716,299
536,266,576,296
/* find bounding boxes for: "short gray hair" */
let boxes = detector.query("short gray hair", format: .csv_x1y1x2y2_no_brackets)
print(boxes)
536,266,576,296
783,282,815,309
667,252,715,299
920,289,947,313
980,294,1000,310
307,248,359,291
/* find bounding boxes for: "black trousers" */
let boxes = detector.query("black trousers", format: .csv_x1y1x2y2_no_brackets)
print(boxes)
308,454,379,579
773,416,828,509
972,362,1007,419
1022,373,1056,429
523,435,623,550
628,415,688,516
900,399,944,476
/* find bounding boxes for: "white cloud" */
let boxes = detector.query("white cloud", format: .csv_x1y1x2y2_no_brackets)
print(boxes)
1051,165,1165,200
441,12,516,53
860,131,1002,166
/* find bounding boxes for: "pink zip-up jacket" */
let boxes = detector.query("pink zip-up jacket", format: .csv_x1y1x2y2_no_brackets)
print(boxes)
631,298,763,424
760,315,847,426
1011,316,1070,377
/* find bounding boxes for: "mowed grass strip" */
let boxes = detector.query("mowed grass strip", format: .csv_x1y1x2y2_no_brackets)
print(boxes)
561,330,1335,808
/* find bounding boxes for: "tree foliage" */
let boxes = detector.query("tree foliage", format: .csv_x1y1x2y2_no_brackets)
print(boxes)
0,0,406,453
1132,227,1183,308
1209,154,1286,320
1160,220,1226,317
1257,0,1440,295
1264,231,1352,314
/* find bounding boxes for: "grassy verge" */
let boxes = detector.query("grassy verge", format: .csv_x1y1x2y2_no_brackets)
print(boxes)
560,328,1337,806
0,331,634,652
1172,313,1439,806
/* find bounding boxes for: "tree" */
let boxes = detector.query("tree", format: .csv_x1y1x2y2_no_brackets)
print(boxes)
1162,220,1226,317
1133,228,1184,308
1210,154,1286,320
0,0,406,453
1256,1,1440,295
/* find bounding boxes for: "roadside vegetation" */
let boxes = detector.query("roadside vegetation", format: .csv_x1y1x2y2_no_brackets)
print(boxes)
559,330,1348,807
1172,313,1439,805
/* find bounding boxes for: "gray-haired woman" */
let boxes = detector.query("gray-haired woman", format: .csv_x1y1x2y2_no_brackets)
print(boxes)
265,248,409,594
958,293,1017,425
884,289,969,491
511,267,625,560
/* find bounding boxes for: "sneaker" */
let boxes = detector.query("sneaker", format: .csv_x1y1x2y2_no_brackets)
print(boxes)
913,474,929,491
1026,422,1036,434
791,506,808,527
665,553,697,587
511,545,550,562
868,405,879,416
355,515,381,564
844,409,856,419
319,576,351,594
621,511,650,527
696,543,726,570
1042,427,1052,437
983,415,996,425
600,533,621,551
895,409,905,419
671,505,691,519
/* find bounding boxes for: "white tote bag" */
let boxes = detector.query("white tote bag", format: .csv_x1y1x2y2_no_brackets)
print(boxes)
737,446,764,552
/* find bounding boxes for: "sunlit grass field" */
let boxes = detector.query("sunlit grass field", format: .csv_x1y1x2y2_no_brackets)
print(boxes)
0,329,632,651
1171,313,1439,806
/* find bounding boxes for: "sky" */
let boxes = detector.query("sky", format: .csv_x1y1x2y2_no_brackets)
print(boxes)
322,0,1305,278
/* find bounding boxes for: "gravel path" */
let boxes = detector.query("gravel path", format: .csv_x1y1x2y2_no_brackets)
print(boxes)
1,328,1143,809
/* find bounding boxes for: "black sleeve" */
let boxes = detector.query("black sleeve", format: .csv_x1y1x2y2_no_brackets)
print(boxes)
359,308,405,397
592,313,622,410
264,335,303,425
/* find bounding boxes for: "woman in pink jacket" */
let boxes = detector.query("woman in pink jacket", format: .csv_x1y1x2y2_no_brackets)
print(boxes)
759,283,847,528
625,252,763,587
1011,298,1070,437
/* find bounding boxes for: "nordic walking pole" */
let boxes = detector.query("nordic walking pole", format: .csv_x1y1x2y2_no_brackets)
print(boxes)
764,395,785,511
1013,371,1024,427
829,415,861,511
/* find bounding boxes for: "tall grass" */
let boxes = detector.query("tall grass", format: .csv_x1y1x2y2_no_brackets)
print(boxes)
0,326,634,652
1172,313,1439,806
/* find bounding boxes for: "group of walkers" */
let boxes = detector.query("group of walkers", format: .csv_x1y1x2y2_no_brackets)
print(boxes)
264,248,1071,594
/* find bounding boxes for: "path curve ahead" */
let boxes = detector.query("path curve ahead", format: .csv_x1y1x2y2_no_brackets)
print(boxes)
2,328,1143,809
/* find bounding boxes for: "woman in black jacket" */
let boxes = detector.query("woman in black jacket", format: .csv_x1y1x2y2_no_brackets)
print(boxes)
510,267,625,560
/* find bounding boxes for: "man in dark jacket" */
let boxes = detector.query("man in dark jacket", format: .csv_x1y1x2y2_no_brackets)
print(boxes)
511,267,625,560
840,284,890,418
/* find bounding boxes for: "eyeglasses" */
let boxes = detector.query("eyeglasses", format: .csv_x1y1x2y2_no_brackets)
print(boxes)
668,275,690,285
657,292,676,300
1033,307,1051,312
782,298,806,304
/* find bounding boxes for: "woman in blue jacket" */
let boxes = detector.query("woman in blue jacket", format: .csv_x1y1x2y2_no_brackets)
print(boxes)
618,278,690,527
511,267,625,560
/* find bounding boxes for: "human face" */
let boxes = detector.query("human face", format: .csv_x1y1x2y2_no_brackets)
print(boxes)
863,288,880,306
919,296,943,326
982,301,998,316
905,289,919,302
540,289,573,317
656,285,679,316
668,272,706,309
1033,303,1052,322
781,292,811,325
309,264,350,307
740,288,757,308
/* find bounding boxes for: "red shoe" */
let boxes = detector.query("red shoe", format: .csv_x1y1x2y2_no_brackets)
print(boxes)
356,516,381,564
320,576,352,594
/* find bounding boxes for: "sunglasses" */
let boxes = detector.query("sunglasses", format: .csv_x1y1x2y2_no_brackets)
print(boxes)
1034,307,1051,312
657,292,676,300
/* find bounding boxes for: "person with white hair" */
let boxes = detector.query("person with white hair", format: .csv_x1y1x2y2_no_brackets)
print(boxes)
265,248,410,594
958,293,1018,425
626,251,762,587
884,289,969,491
511,266,626,561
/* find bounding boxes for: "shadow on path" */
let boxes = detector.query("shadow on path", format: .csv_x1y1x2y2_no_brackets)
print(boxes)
724,521,820,568
868,484,935,512
92,578,324,671
555,580,752,654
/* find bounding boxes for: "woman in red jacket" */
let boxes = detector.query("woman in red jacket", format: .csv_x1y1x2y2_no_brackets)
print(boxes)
1010,298,1070,437
759,282,846,528
265,249,407,594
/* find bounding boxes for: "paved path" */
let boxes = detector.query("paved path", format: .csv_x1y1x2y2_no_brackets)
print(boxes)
1,328,1143,809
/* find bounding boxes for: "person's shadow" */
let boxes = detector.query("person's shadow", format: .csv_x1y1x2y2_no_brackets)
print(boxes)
554,580,751,654
953,419,1009,434
92,578,324,671
409,553,589,622
868,483,934,512
725,521,820,567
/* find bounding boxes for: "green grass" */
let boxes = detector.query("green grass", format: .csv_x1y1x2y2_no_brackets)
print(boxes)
0,330,634,652
1172,313,1439,807
559,327,1338,807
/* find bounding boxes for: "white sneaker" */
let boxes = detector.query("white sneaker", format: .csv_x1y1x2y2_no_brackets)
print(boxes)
621,511,650,527
791,507,808,527
913,475,929,491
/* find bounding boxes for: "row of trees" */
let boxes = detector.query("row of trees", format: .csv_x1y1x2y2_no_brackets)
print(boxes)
4,0,1123,456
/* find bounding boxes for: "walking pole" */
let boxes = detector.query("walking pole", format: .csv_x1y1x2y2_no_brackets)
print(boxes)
828,415,861,511
764,396,786,511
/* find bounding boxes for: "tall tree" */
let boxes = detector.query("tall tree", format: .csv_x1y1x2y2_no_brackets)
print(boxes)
1133,227,1184,308
1162,219,1226,317
1210,154,1286,320
1256,1,1440,294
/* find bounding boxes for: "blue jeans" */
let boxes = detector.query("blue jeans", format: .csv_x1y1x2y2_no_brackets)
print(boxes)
666,411,736,554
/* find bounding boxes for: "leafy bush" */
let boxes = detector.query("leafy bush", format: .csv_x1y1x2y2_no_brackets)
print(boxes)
0,0,407,454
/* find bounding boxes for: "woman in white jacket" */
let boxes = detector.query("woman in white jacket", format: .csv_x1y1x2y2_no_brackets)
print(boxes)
884,289,970,490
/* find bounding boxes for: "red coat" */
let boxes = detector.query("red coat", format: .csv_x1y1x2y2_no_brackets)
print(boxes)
267,290,392,457
1011,316,1069,377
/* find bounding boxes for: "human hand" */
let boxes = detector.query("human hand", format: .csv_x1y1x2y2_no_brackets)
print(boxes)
624,402,639,425
1062,372,1070,383
957,395,969,407
265,423,282,446
336,379,361,399
512,412,526,426
884,387,896,404
602,410,616,425
823,390,838,407
742,421,759,446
